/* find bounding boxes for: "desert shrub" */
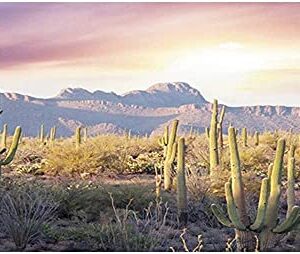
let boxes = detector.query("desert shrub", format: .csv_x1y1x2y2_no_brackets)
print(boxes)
51,180,158,222
42,136,159,176
0,187,58,250
44,198,175,251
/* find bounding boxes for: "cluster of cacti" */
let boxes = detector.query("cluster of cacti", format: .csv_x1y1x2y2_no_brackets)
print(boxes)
0,126,22,176
208,99,226,175
158,120,179,191
1,123,7,148
75,127,81,149
211,127,300,251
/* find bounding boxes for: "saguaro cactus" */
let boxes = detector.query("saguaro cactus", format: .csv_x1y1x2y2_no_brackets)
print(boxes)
40,124,45,143
0,126,22,176
287,151,295,216
209,100,226,175
217,105,226,148
75,127,81,149
50,126,56,142
211,134,300,251
176,137,188,226
83,127,88,142
161,120,179,191
254,131,259,146
209,100,219,175
242,127,248,147
1,123,7,148
158,126,169,158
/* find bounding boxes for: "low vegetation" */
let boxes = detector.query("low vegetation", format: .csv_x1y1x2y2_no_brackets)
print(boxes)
0,101,299,251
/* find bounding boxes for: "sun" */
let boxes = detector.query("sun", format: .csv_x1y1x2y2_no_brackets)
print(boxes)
165,43,264,75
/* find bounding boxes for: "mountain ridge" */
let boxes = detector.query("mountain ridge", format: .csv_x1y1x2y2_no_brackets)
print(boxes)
1,82,300,137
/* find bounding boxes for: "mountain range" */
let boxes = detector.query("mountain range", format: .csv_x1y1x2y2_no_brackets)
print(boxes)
1,82,300,137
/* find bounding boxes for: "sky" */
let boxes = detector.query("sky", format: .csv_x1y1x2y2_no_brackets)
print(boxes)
0,2,300,106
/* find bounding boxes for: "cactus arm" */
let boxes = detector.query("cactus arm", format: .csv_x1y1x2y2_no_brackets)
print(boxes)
1,126,22,165
168,142,177,163
158,137,164,146
272,206,300,233
166,120,178,158
219,105,226,124
164,126,169,144
1,123,7,148
250,178,269,231
287,157,296,216
228,127,249,227
225,181,246,231
264,139,285,229
211,204,234,228
267,163,273,179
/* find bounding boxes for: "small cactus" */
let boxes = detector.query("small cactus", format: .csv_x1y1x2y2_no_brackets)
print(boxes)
176,137,188,226
0,126,22,176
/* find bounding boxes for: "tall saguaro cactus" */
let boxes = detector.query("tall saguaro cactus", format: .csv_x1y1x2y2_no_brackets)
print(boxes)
160,120,179,191
211,132,300,251
242,127,248,147
40,124,45,144
176,137,188,226
209,100,226,175
75,127,81,149
209,100,219,175
50,126,56,142
83,127,88,142
0,126,22,176
1,123,7,148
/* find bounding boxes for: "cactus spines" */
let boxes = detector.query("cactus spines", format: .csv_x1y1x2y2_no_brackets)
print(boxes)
163,120,179,191
254,131,259,146
209,99,219,174
242,127,247,147
0,126,22,176
176,137,188,226
75,127,81,149
1,124,7,148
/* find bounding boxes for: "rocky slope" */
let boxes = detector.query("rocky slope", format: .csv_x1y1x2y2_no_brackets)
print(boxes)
0,82,299,137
